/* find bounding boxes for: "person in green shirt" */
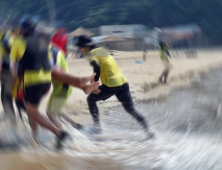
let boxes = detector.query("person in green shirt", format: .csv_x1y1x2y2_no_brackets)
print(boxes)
158,41,172,84
47,44,97,131
75,35,154,139
142,50,147,62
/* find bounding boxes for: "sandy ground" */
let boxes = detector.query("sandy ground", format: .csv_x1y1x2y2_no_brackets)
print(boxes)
1,48,222,128
38,48,222,124
1,48,222,169
1,48,221,120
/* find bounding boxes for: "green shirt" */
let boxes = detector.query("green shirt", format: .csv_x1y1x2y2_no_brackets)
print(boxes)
159,45,170,61
52,50,72,96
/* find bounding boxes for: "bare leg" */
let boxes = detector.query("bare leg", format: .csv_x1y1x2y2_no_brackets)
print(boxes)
163,69,170,83
159,70,165,83
159,68,169,84
26,103,60,138
29,115,38,140
60,114,83,130
47,112,62,130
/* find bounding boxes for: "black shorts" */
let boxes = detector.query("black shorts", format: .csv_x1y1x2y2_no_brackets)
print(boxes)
24,83,51,106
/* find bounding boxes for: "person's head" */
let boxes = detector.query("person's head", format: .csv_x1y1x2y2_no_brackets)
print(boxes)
20,19,37,37
75,35,95,55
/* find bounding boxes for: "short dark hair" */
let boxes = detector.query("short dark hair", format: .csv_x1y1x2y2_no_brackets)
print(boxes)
20,20,37,36
75,35,94,47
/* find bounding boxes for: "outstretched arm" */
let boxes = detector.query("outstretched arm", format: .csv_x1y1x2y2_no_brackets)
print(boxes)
51,68,99,94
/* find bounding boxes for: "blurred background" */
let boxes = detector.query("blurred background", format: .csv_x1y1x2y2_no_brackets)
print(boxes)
0,1,222,170
0,0,221,49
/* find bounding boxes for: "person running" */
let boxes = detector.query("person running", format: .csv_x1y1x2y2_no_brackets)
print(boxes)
142,50,147,62
158,41,172,84
9,20,69,149
0,24,26,125
47,44,97,131
75,35,154,139
51,66,99,94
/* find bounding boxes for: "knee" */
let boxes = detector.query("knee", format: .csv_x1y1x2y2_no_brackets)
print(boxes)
26,105,38,117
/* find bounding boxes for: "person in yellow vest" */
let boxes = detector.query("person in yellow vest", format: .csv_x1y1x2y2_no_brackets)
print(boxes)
0,25,26,125
9,21,98,149
142,50,147,62
75,35,154,139
9,20,71,149
158,41,172,84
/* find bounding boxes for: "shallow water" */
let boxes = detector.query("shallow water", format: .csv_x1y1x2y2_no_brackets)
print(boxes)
1,69,222,170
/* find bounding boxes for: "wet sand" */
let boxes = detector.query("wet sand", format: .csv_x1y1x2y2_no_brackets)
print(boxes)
0,48,222,170
0,152,124,170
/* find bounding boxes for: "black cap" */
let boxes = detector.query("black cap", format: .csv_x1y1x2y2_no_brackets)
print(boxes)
21,20,36,30
75,35,95,47
20,19,37,36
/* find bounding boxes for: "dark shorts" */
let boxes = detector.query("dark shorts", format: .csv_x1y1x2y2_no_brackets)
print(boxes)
24,83,51,106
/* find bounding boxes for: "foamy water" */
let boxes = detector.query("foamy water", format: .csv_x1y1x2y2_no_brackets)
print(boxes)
0,69,222,170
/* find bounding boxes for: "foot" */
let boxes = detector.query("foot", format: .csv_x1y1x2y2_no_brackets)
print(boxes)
55,131,69,150
81,73,96,86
